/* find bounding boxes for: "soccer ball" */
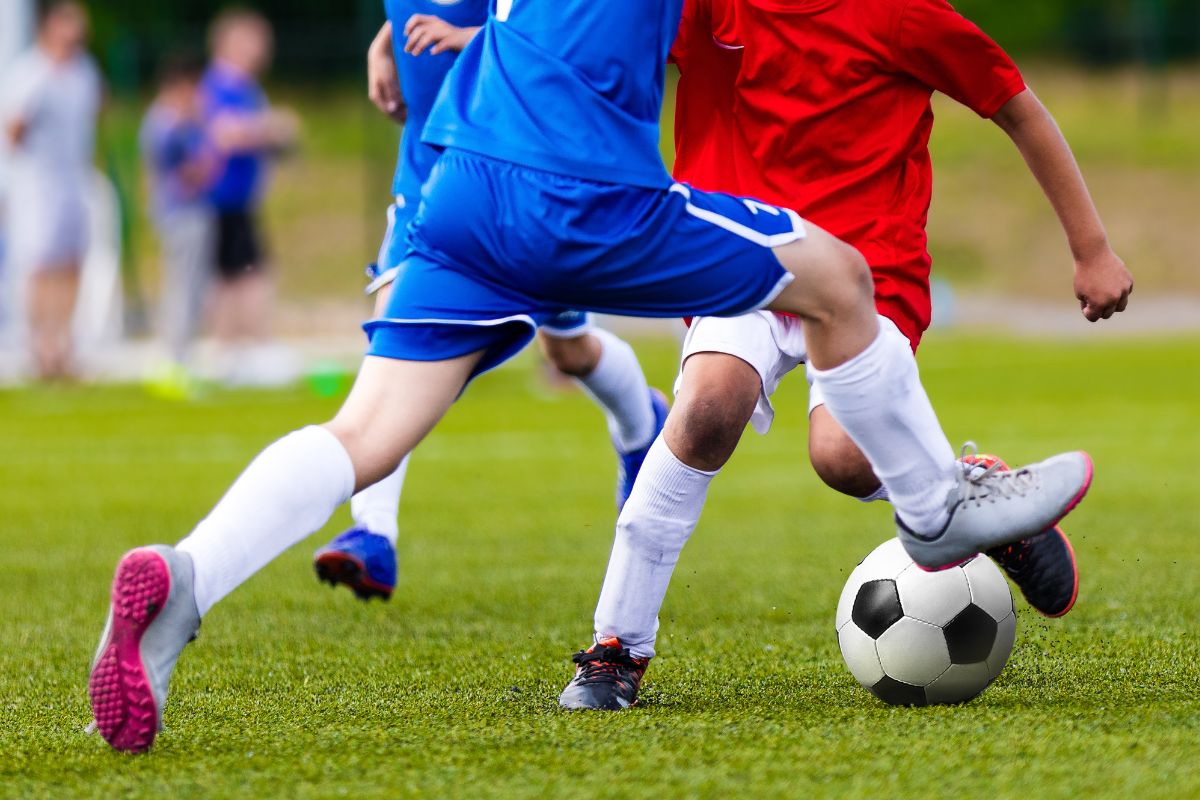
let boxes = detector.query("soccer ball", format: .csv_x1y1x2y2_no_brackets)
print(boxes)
836,538,1016,706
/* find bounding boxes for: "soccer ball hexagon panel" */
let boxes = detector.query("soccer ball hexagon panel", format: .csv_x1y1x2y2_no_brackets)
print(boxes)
836,538,1017,706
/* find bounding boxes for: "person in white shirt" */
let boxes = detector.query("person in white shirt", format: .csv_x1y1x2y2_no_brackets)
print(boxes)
1,1,101,380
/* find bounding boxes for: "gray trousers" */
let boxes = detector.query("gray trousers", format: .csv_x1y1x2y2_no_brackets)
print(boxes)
157,207,216,364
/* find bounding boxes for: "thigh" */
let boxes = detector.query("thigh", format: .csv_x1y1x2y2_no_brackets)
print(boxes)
366,197,416,295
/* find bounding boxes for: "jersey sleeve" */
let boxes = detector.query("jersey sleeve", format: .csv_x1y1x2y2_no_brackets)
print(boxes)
893,0,1026,118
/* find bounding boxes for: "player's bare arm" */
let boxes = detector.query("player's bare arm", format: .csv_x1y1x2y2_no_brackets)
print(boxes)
403,14,481,57
368,21,406,123
209,108,299,154
992,89,1134,322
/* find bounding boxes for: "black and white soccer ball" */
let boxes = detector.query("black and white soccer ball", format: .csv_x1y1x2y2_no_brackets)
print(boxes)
836,538,1016,706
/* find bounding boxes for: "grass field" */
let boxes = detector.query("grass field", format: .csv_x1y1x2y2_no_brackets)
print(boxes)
2,333,1198,797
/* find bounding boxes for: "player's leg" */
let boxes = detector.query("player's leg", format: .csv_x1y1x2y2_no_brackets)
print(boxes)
89,349,482,753
763,227,1091,567
560,355,757,711
562,313,806,710
538,316,668,509
315,263,407,601
809,399,1080,617
87,189,543,750
808,405,883,500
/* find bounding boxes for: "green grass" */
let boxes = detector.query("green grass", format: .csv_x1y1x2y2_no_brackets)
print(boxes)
2,334,1199,798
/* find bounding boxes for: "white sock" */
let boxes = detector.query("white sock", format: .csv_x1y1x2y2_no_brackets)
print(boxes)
350,454,409,544
808,320,956,533
593,436,717,659
178,425,355,615
576,328,656,453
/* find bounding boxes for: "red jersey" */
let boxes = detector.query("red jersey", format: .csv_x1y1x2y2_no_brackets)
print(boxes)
670,0,743,192
672,0,1026,347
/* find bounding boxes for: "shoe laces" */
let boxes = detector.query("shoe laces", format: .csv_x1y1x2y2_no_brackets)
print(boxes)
951,442,1040,509
570,640,645,687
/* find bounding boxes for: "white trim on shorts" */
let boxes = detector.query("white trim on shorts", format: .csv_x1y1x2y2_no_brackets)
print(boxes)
366,266,401,296
369,313,538,330
668,184,807,249
366,196,407,295
668,183,803,312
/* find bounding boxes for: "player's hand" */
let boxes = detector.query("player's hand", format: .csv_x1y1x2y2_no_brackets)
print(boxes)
404,15,478,56
367,21,406,124
1074,247,1133,322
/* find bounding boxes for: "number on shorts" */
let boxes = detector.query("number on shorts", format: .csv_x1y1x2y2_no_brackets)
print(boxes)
743,199,782,217
496,0,514,22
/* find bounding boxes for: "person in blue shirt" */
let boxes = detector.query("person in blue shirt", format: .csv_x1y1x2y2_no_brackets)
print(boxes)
312,2,668,603
89,0,1100,753
140,52,217,379
201,9,299,384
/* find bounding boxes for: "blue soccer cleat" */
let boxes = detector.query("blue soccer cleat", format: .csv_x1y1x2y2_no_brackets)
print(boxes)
314,528,397,601
616,388,670,511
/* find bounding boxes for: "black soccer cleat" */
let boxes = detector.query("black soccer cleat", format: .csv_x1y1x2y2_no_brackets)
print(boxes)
558,637,650,711
987,526,1079,618
962,454,1080,618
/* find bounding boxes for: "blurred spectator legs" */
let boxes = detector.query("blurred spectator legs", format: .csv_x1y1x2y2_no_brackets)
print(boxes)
27,263,81,380
158,208,215,368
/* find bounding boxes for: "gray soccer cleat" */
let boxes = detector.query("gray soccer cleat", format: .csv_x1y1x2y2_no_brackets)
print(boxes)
87,545,200,753
896,449,1094,571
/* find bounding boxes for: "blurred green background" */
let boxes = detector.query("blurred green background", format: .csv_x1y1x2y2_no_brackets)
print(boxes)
69,2,1200,332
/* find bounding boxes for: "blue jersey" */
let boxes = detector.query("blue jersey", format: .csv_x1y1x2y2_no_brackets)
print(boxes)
385,0,489,202
423,0,683,189
201,64,268,211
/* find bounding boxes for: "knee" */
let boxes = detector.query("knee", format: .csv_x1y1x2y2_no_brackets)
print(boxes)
809,416,880,499
323,417,405,488
540,333,600,378
818,242,874,317
667,359,760,471
780,237,874,324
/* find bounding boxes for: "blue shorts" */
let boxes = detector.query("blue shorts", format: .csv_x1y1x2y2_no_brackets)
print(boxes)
365,194,595,338
365,149,802,377
364,197,417,295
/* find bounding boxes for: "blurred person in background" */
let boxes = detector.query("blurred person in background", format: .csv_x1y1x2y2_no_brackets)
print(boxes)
140,52,217,395
202,8,299,386
0,0,36,360
0,0,101,381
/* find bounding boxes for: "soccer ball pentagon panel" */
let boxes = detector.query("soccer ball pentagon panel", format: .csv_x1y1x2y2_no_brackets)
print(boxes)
836,538,1016,706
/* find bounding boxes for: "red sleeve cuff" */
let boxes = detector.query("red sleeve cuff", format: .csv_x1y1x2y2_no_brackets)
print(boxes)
974,77,1027,119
